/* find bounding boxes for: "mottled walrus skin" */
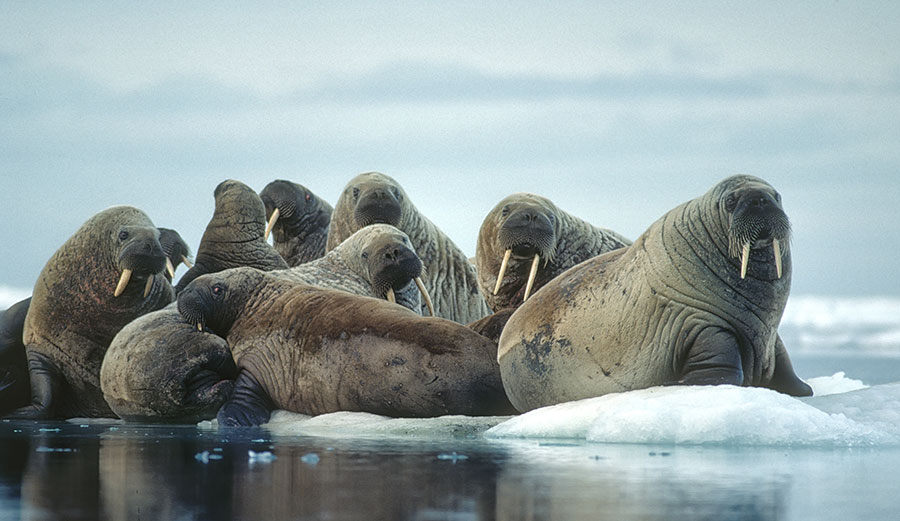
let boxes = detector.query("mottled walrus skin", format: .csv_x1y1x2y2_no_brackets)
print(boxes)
100,304,237,422
260,179,333,267
177,268,515,426
498,175,812,412
273,224,424,314
476,192,630,311
175,179,288,293
326,172,491,324
5,206,175,419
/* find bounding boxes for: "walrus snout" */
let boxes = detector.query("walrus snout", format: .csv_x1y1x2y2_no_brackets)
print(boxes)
354,187,403,227
177,286,211,333
727,187,791,280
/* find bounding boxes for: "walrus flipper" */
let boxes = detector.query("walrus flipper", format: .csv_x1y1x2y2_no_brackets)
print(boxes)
4,350,62,419
766,335,813,397
0,298,31,414
677,329,744,386
217,370,275,427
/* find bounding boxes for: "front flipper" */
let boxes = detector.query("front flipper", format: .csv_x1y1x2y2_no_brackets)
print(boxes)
677,328,744,386
4,350,62,420
766,335,813,397
216,370,275,427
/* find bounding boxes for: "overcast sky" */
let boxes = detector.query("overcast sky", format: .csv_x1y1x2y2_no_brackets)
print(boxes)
2,1,899,301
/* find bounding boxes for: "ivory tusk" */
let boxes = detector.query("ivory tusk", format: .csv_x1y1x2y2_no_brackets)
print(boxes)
197,323,203,332
143,274,154,298
386,288,396,303
414,276,435,316
181,255,194,269
773,239,782,279
264,208,280,242
165,258,176,279
493,249,512,295
114,269,133,297
740,243,750,279
523,253,540,302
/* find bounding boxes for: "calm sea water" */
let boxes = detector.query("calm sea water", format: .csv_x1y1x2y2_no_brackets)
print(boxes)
1,295,899,520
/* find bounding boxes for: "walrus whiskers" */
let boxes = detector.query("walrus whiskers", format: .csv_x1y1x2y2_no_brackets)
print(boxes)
494,249,512,295
386,288,396,303
523,253,540,301
114,269,133,297
143,275,154,298
740,243,750,279
264,207,280,242
773,239,782,279
414,276,435,316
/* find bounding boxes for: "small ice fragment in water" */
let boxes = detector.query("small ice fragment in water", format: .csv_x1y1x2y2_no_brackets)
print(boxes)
35,447,75,453
195,451,210,463
208,454,223,460
300,453,320,465
38,428,60,432
248,450,276,463
436,452,469,463
79,425,89,428
251,438,267,443
213,447,223,452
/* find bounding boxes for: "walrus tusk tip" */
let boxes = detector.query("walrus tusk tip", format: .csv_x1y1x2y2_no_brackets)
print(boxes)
166,258,176,279
739,242,750,279
181,255,194,269
386,287,396,303
773,239,783,279
493,249,512,295
143,274,154,298
114,268,133,297
414,276,435,316
523,253,540,302
264,208,280,242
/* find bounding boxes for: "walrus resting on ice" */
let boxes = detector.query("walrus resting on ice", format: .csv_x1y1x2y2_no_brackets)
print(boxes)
326,172,491,323
260,179,333,266
177,268,515,426
5,206,174,419
476,192,630,311
498,175,812,412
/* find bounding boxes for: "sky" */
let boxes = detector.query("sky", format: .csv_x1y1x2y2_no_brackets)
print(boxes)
2,1,899,301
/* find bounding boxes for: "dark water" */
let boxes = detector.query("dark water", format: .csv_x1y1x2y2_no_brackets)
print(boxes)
1,417,899,521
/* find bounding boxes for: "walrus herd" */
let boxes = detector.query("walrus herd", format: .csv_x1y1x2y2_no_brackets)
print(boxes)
0,173,812,425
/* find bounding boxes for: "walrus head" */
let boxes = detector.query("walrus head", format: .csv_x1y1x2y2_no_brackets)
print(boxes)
113,225,168,299
260,179,332,242
360,230,433,316
719,176,791,280
492,194,559,301
158,227,193,282
177,268,268,337
348,172,406,228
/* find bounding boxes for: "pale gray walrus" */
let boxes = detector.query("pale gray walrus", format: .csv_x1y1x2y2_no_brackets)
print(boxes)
260,179,333,266
476,192,631,311
4,206,174,419
175,179,288,293
498,175,812,412
177,268,516,426
326,172,491,324
100,224,431,422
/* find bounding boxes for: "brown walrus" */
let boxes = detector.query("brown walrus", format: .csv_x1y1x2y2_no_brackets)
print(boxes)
177,268,515,426
4,206,175,419
498,175,812,412
260,179,333,267
175,179,287,293
476,192,630,311
326,172,491,324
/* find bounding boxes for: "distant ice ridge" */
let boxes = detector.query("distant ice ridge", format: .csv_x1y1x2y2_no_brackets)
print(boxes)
0,285,30,310
781,295,900,353
485,375,900,447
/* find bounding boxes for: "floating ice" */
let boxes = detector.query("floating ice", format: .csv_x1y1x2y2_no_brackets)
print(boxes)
248,450,276,463
300,453,320,465
486,380,900,447
194,450,223,463
35,447,75,453
436,452,469,463
263,410,508,439
806,372,867,396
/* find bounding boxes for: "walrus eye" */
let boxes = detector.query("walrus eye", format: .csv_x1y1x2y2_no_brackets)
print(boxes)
305,193,311,201
352,187,360,200
361,252,369,260
725,194,737,212
211,283,225,297
392,188,402,201
501,206,510,217
118,230,129,241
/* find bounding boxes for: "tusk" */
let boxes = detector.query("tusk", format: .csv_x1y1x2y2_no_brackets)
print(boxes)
773,239,783,279
493,249,512,295
386,288,396,303
264,208,280,242
166,258,176,279
114,269,133,297
414,276,435,316
523,253,540,302
740,243,750,279
143,274,154,298
197,323,203,332
181,255,194,269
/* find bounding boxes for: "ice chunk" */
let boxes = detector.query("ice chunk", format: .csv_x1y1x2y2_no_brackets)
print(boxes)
436,452,469,463
486,384,900,447
300,453,320,465
263,410,508,439
248,450,276,463
806,372,868,396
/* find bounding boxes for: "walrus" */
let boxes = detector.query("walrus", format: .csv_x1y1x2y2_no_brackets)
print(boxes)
175,179,287,293
4,206,175,419
177,268,515,426
274,224,432,315
476,192,631,311
260,179,333,266
497,175,812,412
158,227,193,281
100,304,238,422
326,172,491,324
